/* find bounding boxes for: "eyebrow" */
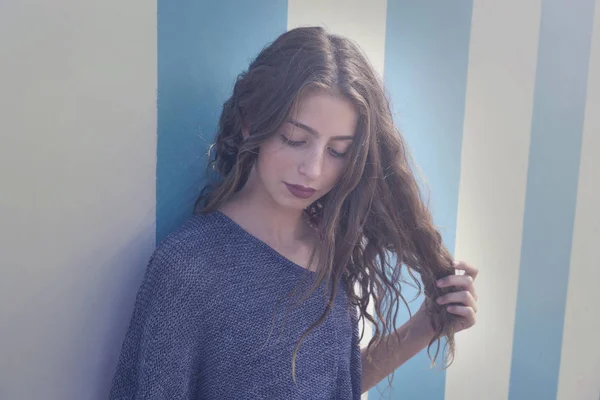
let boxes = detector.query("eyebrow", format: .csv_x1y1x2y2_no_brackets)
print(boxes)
288,119,354,141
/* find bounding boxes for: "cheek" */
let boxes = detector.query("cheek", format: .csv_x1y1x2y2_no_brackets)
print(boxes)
257,139,297,174
321,160,347,190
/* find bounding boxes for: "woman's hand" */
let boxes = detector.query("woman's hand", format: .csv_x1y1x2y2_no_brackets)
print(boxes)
435,260,479,333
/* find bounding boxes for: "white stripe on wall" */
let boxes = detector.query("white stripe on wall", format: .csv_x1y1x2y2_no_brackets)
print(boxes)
557,2,600,399
0,2,157,399
287,0,388,78
446,1,542,400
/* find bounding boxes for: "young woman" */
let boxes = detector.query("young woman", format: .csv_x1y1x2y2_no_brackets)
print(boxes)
109,26,479,399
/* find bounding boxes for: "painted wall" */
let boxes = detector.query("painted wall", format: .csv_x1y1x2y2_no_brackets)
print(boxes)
1,1,598,399
0,1,157,399
447,1,600,399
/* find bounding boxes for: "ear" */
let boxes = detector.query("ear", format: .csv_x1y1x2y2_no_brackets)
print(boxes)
241,114,250,140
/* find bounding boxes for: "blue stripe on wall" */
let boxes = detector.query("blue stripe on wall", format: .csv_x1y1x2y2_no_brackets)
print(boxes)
509,0,597,399
383,1,473,398
157,0,288,242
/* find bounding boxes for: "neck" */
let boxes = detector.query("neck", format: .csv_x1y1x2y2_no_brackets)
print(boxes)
218,168,313,249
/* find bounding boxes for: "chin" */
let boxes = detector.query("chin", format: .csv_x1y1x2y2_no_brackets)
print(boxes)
274,192,314,212
284,198,312,212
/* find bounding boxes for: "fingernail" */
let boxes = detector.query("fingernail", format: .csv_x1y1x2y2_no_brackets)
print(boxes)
436,279,443,287
436,298,442,304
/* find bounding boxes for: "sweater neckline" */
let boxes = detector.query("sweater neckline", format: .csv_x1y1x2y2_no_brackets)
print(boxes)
211,210,318,277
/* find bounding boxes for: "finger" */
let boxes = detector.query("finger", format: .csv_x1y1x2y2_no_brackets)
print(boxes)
447,305,476,322
453,260,479,280
437,274,477,301
437,274,474,289
437,290,477,313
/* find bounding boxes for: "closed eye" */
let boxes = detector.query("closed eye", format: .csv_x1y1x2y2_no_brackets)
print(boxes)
281,134,347,158
280,134,305,147
328,148,346,158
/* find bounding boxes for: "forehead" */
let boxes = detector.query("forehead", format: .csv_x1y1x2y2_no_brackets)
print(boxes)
290,88,358,138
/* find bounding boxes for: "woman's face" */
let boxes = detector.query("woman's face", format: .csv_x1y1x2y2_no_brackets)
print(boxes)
254,88,358,211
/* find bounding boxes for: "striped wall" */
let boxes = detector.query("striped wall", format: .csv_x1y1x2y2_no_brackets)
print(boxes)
1,1,599,399
557,1,600,398
383,1,474,398
0,1,157,399
509,0,596,399
446,1,541,399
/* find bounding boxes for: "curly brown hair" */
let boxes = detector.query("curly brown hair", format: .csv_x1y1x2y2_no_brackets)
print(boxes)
194,26,460,387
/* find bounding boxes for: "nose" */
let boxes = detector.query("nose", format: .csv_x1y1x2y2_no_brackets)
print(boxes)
298,147,324,181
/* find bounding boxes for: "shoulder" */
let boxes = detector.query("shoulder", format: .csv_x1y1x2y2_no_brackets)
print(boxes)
142,212,227,294
154,212,224,259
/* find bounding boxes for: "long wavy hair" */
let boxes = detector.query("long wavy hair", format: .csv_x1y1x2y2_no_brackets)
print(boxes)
194,26,460,388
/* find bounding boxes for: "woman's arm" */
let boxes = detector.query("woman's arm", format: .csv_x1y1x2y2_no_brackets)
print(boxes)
360,307,434,393
109,248,207,399
360,260,479,394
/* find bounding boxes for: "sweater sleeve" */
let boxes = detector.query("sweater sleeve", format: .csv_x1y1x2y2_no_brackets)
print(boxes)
109,245,206,399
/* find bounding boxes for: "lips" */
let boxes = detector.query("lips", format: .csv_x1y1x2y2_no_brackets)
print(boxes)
284,183,316,199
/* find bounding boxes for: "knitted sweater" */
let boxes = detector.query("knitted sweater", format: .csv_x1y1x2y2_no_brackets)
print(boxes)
109,211,362,399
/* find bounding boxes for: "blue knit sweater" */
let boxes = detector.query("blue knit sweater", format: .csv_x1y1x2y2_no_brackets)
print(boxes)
109,211,362,399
